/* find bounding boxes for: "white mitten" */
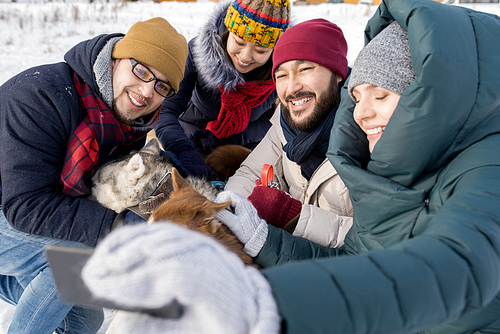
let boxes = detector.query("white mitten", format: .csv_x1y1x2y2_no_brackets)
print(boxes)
81,223,280,334
215,191,269,257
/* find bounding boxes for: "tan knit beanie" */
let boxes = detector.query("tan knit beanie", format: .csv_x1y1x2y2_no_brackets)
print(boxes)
112,17,188,93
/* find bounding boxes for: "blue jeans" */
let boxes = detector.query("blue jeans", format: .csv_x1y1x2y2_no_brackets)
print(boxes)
0,208,104,334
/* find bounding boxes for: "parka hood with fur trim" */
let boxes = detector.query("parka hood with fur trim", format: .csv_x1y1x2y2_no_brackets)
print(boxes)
191,2,246,92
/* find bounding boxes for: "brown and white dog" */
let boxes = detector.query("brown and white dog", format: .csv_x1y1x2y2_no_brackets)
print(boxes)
149,167,252,265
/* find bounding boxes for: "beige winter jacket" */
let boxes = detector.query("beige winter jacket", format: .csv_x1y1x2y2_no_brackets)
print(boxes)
225,109,353,248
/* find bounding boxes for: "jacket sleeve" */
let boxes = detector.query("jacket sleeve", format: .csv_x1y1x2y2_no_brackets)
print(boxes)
255,225,341,268
225,122,284,197
155,41,197,151
0,66,116,247
260,163,500,334
294,204,353,248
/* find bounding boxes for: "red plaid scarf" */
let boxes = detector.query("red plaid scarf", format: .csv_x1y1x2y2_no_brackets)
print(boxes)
206,80,275,139
59,73,159,197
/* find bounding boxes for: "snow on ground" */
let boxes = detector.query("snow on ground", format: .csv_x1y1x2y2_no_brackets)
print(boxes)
0,0,378,85
0,0,499,332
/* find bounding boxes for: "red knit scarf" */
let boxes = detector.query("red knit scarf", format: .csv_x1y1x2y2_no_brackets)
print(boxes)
206,80,275,139
59,73,159,197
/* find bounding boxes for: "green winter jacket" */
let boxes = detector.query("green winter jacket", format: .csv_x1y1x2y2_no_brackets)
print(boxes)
258,0,500,333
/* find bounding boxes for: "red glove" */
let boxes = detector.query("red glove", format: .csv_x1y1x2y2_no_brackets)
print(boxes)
247,186,301,229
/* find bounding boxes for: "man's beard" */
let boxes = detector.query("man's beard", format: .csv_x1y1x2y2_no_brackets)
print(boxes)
281,74,341,132
111,99,136,126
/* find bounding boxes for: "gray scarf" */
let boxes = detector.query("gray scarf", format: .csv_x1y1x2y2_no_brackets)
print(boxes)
93,36,122,108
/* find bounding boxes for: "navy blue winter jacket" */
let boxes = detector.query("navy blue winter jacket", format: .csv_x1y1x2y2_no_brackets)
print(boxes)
0,33,145,247
155,3,277,153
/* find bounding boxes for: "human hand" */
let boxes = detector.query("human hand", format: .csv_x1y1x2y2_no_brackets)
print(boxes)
174,148,211,178
187,129,232,155
215,191,268,257
82,223,280,334
248,186,301,229
165,140,211,178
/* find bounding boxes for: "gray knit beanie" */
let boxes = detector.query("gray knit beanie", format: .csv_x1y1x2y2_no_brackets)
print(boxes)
348,21,416,100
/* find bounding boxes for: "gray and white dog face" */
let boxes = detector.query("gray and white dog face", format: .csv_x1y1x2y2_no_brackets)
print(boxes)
91,139,174,213
91,139,218,213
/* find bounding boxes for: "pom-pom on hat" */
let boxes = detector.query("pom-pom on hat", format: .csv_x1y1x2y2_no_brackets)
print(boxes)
112,17,188,93
348,21,416,100
272,18,348,80
224,0,291,49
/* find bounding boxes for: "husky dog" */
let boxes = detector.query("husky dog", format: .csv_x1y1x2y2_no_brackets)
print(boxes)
91,139,217,213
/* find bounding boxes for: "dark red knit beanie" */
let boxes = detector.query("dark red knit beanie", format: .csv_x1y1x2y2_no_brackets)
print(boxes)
272,18,348,80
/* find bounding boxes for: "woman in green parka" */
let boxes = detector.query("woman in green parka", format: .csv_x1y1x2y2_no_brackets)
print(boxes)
264,0,500,332
222,0,500,332
80,0,500,333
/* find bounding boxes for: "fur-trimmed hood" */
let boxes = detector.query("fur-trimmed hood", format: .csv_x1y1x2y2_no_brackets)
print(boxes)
192,2,246,92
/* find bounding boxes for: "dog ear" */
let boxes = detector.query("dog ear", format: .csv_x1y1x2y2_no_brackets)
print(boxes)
198,200,232,222
140,138,161,156
172,167,195,192
211,201,232,214
125,154,146,184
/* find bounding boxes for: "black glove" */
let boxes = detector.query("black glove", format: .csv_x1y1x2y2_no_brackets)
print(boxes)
187,129,233,155
166,141,211,178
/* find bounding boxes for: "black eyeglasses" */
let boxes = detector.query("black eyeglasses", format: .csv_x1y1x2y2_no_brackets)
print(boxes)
130,59,175,98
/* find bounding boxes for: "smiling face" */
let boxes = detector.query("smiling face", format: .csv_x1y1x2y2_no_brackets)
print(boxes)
111,58,166,125
275,60,341,132
352,83,401,153
226,32,273,74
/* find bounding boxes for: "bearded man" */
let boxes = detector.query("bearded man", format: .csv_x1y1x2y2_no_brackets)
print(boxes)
224,19,353,249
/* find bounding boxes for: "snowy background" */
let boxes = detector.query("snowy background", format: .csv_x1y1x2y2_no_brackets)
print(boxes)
0,0,499,332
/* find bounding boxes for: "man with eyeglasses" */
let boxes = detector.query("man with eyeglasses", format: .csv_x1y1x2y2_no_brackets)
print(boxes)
0,17,187,334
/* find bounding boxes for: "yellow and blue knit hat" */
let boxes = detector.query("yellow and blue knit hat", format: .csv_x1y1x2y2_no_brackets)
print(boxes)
224,0,291,49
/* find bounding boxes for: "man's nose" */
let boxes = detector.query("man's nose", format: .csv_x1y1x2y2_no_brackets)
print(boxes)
139,81,156,99
286,75,303,97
